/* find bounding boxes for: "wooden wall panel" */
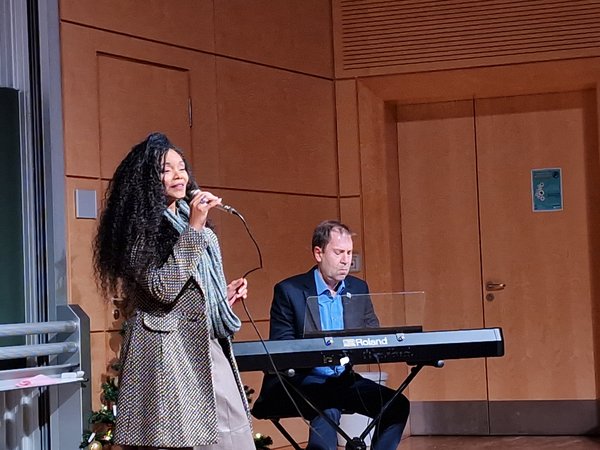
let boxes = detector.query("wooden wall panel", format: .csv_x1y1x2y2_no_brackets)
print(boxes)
214,0,333,77
94,180,126,334
106,330,121,375
351,87,412,397
336,80,361,197
339,196,363,278
360,57,600,104
61,25,101,178
236,319,269,342
215,57,337,195
66,177,104,331
90,332,107,410
357,86,404,293
591,85,600,401
59,0,215,52
88,330,121,411
61,22,218,178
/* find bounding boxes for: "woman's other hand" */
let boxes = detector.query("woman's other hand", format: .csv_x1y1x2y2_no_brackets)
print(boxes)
227,277,248,306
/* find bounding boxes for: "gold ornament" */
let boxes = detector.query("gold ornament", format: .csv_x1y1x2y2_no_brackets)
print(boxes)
88,441,102,450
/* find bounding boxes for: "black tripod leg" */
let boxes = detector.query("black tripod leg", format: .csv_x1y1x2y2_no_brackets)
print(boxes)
270,418,303,450
280,376,360,448
358,364,425,442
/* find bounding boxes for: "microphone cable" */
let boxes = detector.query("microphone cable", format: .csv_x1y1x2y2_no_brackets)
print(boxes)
230,208,263,280
228,208,330,441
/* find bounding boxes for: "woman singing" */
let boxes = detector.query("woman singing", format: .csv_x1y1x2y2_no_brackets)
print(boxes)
93,132,254,450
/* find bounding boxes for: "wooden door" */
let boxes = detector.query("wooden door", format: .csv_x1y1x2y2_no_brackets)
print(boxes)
397,100,491,434
96,55,192,178
476,91,598,433
396,100,487,399
397,91,598,434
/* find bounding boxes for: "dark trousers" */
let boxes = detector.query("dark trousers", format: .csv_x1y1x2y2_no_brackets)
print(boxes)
254,370,410,450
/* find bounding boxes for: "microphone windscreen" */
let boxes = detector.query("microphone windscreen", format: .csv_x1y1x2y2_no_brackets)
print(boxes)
185,180,200,203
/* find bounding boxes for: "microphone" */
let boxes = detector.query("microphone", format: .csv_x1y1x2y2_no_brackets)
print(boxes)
187,188,239,215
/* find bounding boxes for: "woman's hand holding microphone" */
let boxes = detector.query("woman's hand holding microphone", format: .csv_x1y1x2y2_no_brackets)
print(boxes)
188,189,222,231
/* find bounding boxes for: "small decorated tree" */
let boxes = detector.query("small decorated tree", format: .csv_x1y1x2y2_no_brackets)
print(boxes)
79,377,118,449
245,385,273,449
81,376,271,449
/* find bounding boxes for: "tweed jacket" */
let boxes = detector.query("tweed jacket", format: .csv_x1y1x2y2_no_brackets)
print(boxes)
114,226,249,448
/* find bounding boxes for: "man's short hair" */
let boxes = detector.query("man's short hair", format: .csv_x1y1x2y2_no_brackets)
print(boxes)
312,220,353,250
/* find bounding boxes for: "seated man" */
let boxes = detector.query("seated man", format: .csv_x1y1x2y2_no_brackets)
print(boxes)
254,220,410,450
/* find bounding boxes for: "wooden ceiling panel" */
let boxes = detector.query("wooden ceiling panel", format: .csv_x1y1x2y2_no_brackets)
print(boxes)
333,0,600,77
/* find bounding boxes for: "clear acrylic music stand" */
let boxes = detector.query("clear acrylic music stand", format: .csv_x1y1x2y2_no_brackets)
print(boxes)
303,291,426,337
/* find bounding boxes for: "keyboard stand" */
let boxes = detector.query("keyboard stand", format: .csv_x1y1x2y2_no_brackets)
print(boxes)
278,375,358,447
352,361,443,449
269,417,304,450
275,361,444,450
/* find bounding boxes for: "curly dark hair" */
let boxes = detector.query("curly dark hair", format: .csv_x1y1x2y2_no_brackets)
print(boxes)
93,132,197,300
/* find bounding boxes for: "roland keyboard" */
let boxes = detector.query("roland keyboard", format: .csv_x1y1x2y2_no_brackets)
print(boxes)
233,327,504,372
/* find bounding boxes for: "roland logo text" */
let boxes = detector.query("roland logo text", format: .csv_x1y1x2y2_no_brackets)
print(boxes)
343,337,389,347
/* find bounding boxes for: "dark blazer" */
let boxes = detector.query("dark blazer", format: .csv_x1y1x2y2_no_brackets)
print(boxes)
252,268,380,418
270,267,379,340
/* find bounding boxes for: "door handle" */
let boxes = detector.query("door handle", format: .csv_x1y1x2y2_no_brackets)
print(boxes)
486,282,506,291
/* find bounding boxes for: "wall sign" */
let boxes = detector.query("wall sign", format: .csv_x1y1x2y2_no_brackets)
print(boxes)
531,168,563,212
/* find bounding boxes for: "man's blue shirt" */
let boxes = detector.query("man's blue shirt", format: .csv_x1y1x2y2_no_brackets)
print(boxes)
303,269,346,384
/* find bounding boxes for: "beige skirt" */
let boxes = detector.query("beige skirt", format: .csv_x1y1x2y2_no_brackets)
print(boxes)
193,338,254,450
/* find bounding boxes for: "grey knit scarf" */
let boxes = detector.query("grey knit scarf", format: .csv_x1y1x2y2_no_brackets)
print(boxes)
164,201,241,338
